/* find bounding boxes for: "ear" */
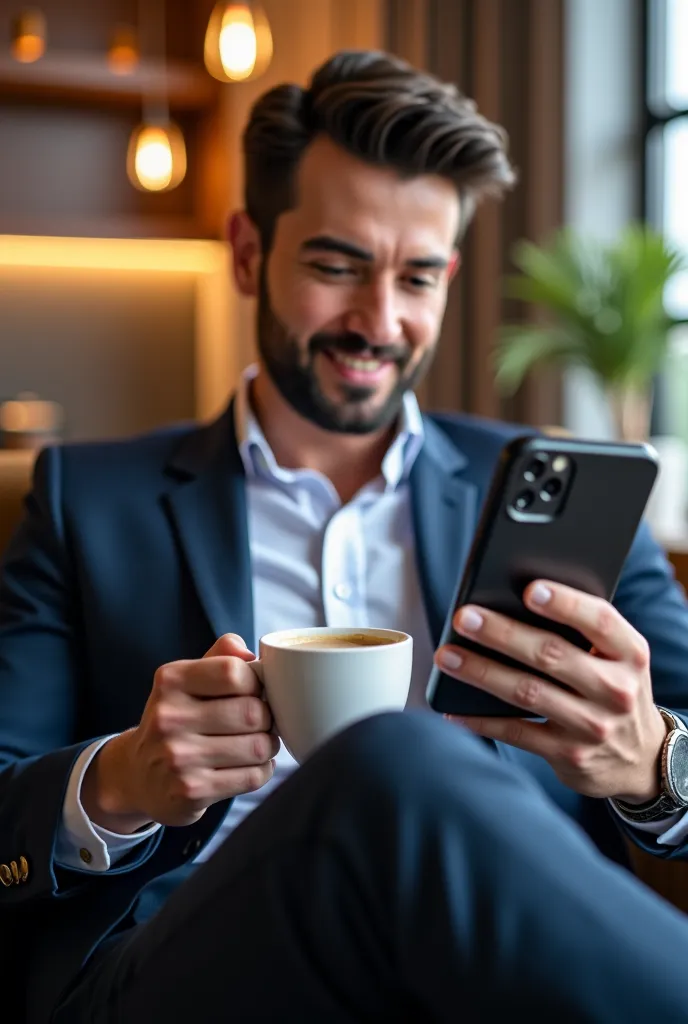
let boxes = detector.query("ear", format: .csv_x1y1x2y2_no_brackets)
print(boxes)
227,211,262,297
447,250,461,282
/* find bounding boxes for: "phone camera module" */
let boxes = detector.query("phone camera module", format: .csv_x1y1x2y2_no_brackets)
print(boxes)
523,456,548,483
540,478,562,501
513,490,535,512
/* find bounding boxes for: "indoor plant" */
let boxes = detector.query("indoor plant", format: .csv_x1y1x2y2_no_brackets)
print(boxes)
494,224,687,440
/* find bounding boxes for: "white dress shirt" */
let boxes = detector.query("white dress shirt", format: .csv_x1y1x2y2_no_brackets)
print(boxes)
54,366,688,871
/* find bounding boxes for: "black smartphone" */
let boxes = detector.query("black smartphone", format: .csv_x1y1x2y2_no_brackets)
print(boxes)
425,434,659,718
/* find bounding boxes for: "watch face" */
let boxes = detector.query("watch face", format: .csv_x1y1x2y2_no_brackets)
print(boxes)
669,732,688,804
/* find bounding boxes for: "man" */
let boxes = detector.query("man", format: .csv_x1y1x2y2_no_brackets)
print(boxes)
3,49,688,1023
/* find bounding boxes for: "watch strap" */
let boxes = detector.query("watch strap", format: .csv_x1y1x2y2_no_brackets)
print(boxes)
612,707,688,823
613,791,682,823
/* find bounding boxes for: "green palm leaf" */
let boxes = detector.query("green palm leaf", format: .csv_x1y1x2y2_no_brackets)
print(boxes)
497,224,687,395
494,326,586,395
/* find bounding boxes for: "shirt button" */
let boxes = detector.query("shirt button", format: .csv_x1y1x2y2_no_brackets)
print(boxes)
79,848,93,865
333,582,353,601
182,838,203,859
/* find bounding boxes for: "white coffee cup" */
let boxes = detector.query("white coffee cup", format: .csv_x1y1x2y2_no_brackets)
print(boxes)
249,626,413,763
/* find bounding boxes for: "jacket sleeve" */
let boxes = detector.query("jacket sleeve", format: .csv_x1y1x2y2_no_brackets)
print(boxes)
611,520,688,859
0,446,160,908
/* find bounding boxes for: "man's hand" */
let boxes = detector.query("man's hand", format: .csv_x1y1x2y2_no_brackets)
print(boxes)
81,634,279,833
436,581,667,803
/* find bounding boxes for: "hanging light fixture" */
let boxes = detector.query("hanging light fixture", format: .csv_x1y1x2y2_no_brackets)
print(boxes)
203,2,273,83
127,0,186,193
11,9,47,64
127,122,186,192
108,24,140,75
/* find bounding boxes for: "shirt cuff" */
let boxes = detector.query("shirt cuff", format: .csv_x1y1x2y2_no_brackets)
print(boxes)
609,798,687,846
54,735,161,872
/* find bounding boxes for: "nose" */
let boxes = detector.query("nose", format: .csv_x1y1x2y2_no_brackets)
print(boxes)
344,279,404,347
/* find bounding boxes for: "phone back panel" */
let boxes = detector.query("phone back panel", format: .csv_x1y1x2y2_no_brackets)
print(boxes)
425,435,659,717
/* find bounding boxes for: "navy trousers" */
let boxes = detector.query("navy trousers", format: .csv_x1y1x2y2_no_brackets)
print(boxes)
53,712,688,1023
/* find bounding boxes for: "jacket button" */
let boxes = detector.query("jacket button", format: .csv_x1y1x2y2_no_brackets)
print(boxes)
182,838,202,859
79,848,93,865
19,856,29,882
0,864,12,887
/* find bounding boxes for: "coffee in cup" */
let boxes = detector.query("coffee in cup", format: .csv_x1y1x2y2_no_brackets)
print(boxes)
278,632,402,649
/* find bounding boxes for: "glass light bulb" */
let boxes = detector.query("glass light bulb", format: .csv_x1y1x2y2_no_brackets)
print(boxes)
219,15,257,78
11,11,47,64
204,2,272,83
108,25,139,76
135,129,173,190
127,123,187,193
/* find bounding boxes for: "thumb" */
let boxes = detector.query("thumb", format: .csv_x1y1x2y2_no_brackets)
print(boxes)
204,633,256,662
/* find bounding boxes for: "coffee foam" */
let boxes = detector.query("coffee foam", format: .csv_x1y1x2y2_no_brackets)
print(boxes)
278,632,399,649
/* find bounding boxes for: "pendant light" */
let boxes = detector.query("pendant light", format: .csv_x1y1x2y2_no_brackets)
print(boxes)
108,24,139,75
203,1,273,83
127,0,186,193
11,9,47,63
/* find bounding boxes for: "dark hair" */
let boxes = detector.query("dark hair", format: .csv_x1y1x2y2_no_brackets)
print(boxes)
243,49,516,250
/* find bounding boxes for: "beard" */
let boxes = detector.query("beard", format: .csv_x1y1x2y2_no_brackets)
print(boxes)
256,269,436,435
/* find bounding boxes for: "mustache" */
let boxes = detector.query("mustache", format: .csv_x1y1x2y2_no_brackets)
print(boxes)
309,332,410,364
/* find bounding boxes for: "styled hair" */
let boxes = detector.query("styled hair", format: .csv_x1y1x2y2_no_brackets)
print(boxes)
243,49,516,250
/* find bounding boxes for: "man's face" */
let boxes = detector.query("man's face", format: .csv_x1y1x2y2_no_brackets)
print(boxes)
235,136,461,434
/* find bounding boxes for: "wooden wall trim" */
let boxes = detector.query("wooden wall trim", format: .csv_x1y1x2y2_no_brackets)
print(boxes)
463,0,503,420
384,0,565,426
512,0,565,427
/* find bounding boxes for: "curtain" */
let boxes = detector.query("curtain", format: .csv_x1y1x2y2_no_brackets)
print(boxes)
385,0,564,427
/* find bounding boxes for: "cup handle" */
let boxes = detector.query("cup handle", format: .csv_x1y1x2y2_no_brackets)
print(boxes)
248,657,264,687
248,658,279,738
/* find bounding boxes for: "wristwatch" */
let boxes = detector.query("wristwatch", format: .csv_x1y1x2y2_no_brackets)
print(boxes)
613,708,688,823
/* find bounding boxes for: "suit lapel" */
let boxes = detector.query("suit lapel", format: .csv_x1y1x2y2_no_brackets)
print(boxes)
163,401,255,648
160,405,482,656
410,418,479,647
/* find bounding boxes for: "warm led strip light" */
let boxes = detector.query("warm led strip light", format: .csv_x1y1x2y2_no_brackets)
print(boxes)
0,235,226,274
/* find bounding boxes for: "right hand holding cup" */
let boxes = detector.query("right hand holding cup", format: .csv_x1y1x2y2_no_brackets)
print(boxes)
81,634,279,832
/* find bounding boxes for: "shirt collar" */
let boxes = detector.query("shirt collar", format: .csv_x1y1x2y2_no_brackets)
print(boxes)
234,363,424,491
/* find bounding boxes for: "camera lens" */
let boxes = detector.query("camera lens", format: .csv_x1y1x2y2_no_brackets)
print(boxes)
540,478,562,501
513,490,535,511
523,457,547,483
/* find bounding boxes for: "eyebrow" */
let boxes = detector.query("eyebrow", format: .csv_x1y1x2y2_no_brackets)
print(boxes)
300,234,449,270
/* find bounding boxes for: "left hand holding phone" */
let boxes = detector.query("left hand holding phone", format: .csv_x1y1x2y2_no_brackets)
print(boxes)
434,579,667,804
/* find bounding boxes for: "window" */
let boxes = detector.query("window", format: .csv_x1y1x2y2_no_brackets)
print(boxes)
646,0,688,439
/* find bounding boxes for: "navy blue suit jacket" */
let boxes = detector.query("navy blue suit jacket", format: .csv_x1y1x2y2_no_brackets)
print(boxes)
2,403,688,1019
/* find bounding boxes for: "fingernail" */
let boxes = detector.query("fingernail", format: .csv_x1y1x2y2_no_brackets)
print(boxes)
439,649,463,671
458,609,484,633
225,633,248,648
530,584,552,606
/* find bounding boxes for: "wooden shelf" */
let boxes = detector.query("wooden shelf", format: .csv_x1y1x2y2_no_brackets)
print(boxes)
0,213,220,242
0,53,218,110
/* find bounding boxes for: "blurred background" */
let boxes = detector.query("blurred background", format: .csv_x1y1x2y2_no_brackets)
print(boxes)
0,0,686,482
3,0,688,914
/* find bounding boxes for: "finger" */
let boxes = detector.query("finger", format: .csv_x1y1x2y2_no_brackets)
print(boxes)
211,761,277,799
183,761,277,806
204,633,257,662
450,604,632,710
155,656,263,699
435,645,614,739
194,694,273,736
447,714,564,759
522,581,648,666
166,730,281,771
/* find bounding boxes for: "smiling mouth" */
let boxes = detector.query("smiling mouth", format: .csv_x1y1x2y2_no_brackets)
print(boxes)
320,347,397,385
329,351,385,372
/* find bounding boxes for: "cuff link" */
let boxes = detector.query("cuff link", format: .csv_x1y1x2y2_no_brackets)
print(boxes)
0,856,29,886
